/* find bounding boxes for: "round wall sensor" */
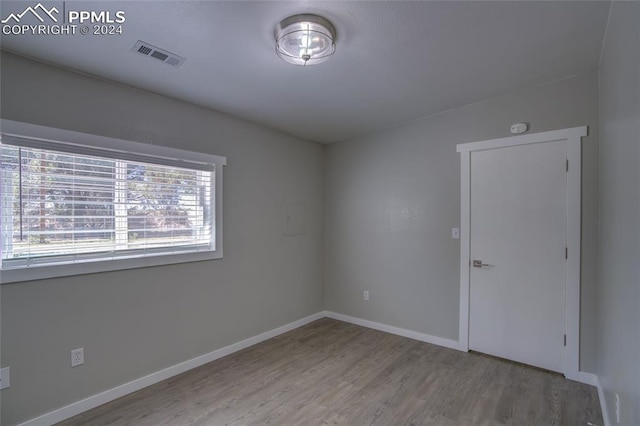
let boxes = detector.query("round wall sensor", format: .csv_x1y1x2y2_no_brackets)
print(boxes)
510,123,528,134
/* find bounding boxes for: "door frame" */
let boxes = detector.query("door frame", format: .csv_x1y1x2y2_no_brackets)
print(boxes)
456,126,586,380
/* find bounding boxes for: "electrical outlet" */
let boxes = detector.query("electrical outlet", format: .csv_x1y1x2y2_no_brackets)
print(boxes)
615,393,620,423
363,290,369,301
0,367,10,390
71,348,84,367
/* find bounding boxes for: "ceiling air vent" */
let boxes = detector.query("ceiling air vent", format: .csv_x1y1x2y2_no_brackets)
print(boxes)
131,40,186,68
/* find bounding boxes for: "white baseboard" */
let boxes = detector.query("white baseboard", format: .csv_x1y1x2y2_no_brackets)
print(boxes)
576,371,598,387
18,312,325,426
323,311,461,351
595,375,611,426
17,310,606,426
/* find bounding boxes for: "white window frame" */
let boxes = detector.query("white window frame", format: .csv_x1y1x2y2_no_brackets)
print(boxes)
0,119,226,284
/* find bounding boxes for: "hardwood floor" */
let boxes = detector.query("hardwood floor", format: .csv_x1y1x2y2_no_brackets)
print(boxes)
58,318,602,426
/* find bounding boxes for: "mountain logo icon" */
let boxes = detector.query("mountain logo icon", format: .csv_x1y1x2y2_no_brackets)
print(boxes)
1,3,59,24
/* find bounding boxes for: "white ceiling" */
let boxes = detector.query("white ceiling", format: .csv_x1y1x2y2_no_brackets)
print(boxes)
1,1,611,143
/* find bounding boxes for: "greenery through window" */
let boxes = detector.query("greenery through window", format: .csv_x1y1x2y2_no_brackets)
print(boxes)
1,144,213,267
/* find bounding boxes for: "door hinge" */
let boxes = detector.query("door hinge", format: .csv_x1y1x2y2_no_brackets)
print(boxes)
564,334,567,346
566,159,569,172
565,247,568,259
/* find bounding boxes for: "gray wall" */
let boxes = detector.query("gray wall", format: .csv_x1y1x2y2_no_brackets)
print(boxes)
597,2,640,424
325,71,600,372
0,52,325,425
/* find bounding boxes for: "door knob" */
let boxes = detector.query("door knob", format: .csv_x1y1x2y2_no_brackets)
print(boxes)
472,260,492,268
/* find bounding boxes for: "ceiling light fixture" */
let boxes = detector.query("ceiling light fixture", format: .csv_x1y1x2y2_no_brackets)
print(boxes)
275,14,336,66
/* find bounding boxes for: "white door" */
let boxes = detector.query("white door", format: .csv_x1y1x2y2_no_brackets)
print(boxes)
468,140,567,373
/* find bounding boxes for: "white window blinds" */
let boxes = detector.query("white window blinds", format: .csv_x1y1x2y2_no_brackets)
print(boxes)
1,133,219,270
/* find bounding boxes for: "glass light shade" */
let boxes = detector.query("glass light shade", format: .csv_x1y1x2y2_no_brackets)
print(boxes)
275,14,336,66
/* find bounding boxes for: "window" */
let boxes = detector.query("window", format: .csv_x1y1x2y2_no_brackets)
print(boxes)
0,120,226,283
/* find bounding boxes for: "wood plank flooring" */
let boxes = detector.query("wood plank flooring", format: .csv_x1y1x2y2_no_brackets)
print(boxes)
58,318,602,426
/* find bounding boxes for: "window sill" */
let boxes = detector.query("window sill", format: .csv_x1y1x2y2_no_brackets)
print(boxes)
0,249,222,284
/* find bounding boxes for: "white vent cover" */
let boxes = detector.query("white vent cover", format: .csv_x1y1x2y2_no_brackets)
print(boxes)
131,40,186,68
